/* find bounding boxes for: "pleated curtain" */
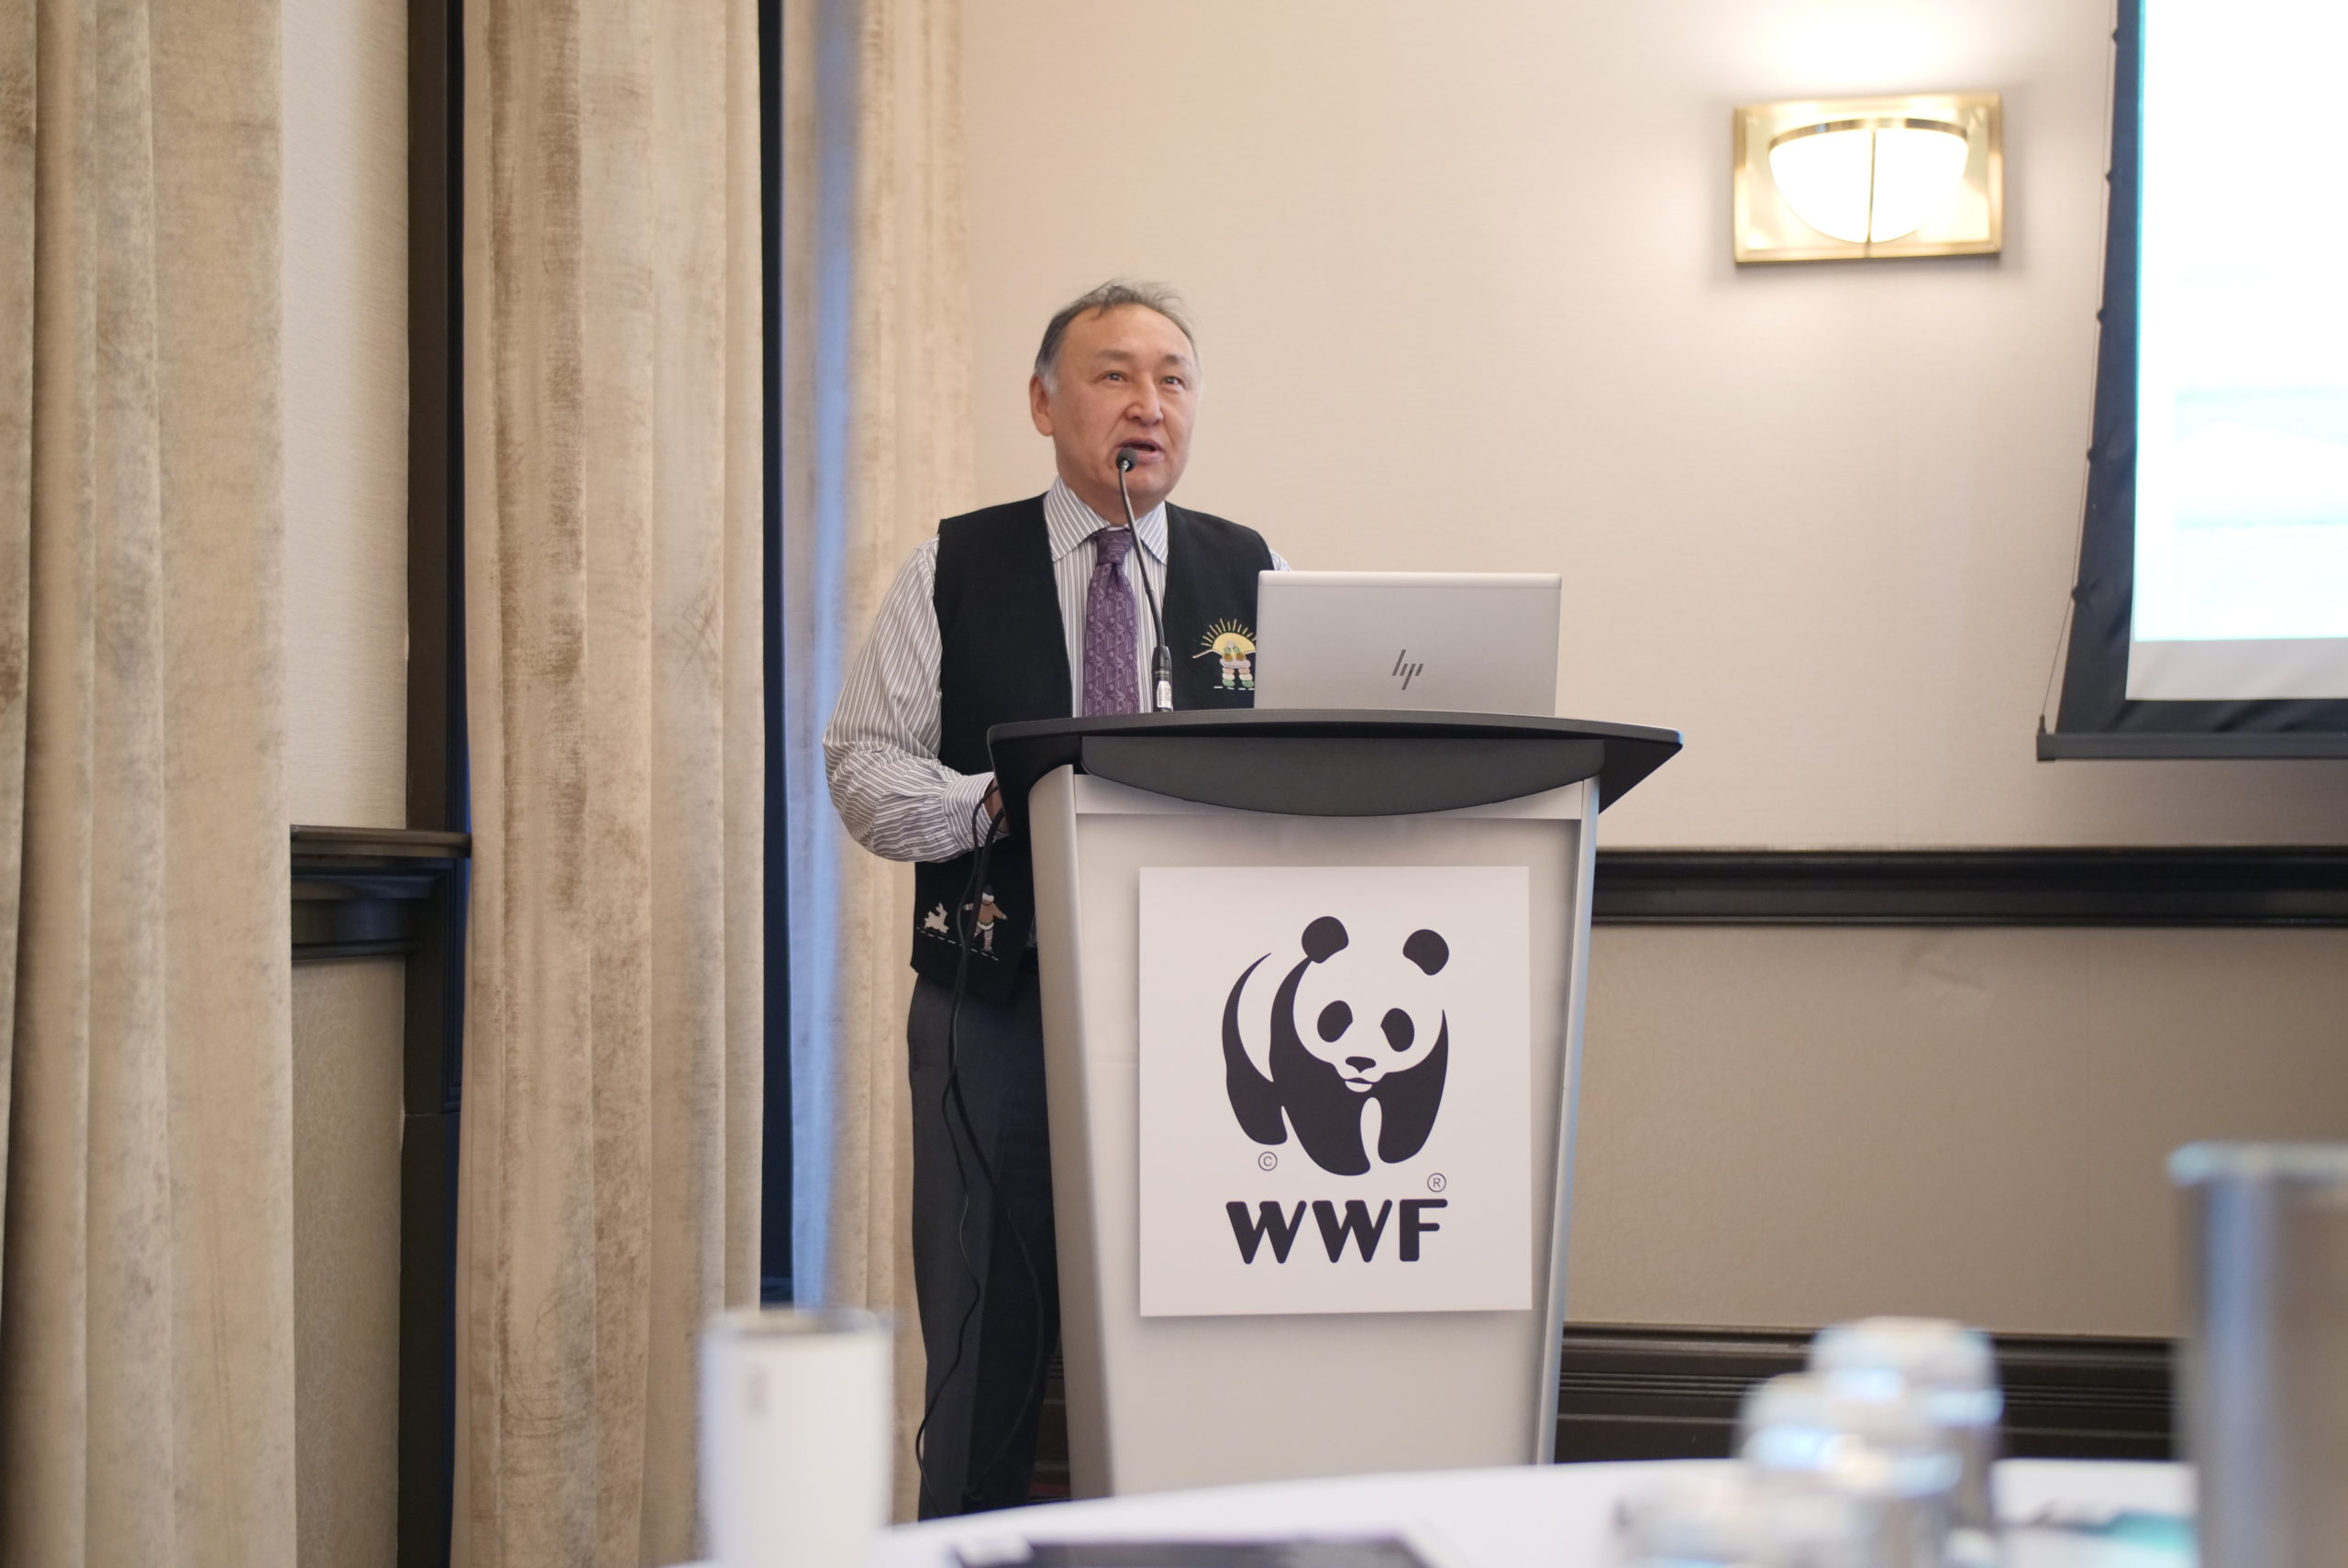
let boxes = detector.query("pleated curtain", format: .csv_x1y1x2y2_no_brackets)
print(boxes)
0,0,300,1562
452,0,765,1559
778,0,973,1522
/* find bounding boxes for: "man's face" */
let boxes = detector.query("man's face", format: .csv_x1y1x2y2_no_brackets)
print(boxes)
1030,305,1198,522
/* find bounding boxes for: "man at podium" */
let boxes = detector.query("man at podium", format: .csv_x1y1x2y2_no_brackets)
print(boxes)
825,282,1290,1514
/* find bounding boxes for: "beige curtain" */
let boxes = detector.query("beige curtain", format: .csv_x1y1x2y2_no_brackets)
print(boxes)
453,0,764,1558
0,0,298,1563
779,0,972,1524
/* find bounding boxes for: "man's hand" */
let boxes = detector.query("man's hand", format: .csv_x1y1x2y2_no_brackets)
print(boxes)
983,779,1002,824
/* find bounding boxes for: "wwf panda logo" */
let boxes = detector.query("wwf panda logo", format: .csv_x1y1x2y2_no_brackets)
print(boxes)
1221,915,1450,1177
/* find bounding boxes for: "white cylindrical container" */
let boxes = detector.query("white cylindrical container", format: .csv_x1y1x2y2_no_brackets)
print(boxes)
1811,1318,2002,1567
700,1307,892,1568
2172,1143,2348,1568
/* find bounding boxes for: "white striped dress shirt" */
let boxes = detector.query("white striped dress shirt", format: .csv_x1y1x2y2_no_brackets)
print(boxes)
825,478,1288,862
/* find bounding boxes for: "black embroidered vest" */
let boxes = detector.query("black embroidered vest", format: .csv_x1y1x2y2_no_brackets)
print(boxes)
912,493,1274,1001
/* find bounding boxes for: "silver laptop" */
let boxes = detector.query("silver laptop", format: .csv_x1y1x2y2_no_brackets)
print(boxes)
1250,570,1561,715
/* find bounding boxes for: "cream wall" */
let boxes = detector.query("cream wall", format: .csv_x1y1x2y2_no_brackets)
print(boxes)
292,961,405,1568
961,0,2348,849
285,0,409,830
960,0,2348,1333
1575,925,2348,1336
282,0,408,1562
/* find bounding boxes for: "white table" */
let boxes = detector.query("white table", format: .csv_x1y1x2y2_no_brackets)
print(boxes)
869,1459,2191,1567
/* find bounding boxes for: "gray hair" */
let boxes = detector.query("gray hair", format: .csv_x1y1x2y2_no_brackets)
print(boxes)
1033,280,1198,389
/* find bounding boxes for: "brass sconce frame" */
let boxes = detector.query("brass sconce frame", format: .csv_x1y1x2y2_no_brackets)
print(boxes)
1733,91,2004,263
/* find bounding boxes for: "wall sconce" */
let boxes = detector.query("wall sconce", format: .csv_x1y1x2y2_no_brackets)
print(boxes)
1733,92,2001,263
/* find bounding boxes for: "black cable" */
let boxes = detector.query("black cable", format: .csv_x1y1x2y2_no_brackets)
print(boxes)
911,790,1051,1514
912,793,996,1514
945,816,1051,1507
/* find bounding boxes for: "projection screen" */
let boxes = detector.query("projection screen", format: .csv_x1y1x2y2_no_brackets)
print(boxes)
2044,0,2348,755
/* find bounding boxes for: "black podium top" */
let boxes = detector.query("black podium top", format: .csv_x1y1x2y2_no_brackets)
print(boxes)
987,711,1680,845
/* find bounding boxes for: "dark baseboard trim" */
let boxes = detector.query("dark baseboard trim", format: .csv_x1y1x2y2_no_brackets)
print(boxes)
1034,1353,1071,1503
1025,1323,2172,1498
294,824,472,860
1555,1323,2172,1463
1592,848,2348,926
290,827,470,964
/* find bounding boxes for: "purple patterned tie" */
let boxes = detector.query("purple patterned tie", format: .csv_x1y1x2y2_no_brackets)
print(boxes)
1081,525,1139,716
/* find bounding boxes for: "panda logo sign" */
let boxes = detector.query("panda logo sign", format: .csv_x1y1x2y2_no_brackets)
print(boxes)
1222,915,1452,1177
1137,866,1534,1318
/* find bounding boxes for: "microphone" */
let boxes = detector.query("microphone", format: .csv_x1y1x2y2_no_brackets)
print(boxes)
1115,447,1175,712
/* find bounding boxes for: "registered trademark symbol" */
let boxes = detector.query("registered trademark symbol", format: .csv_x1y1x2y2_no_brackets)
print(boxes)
1257,1151,1278,1171
1427,1172,1447,1192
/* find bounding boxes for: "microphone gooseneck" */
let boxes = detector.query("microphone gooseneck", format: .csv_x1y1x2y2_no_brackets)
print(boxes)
1116,449,1175,712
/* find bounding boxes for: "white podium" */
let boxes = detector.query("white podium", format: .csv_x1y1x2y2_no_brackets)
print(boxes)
990,712,1679,1499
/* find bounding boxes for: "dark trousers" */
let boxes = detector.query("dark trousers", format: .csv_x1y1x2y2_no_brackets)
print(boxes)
906,971,1060,1518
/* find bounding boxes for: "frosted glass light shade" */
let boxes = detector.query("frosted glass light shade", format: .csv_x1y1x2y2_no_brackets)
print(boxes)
1733,94,2001,263
1767,119,1971,244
